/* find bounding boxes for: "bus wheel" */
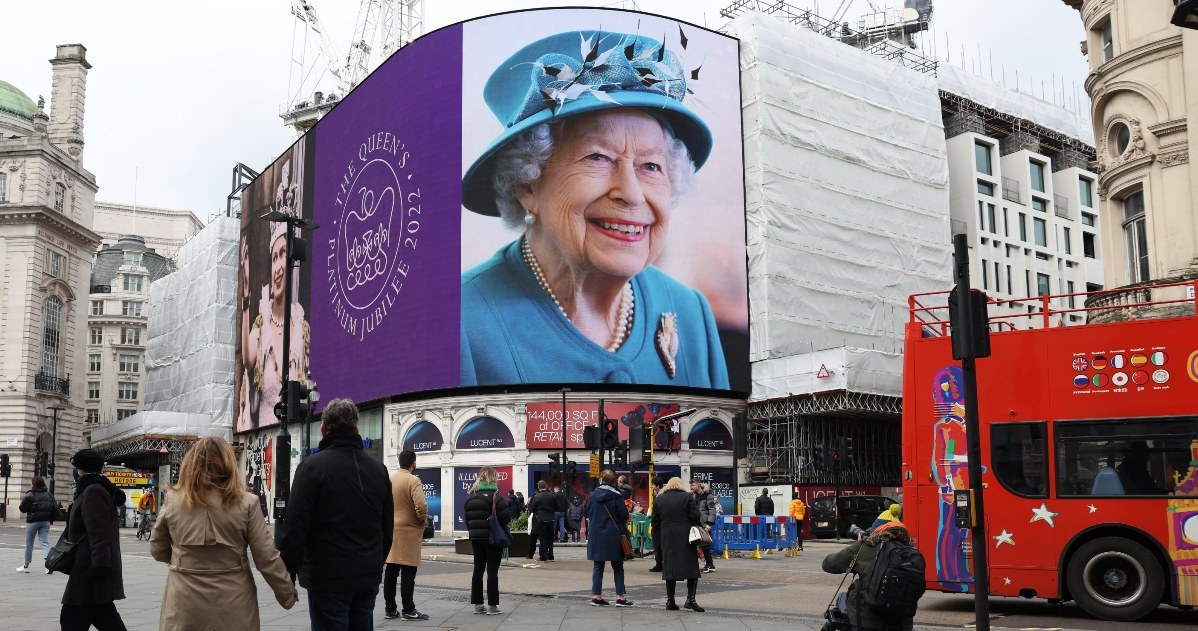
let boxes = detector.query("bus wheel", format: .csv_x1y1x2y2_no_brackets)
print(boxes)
1065,537,1163,621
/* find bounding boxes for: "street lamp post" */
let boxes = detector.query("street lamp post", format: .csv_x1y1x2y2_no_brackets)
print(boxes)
560,387,570,484
47,405,64,498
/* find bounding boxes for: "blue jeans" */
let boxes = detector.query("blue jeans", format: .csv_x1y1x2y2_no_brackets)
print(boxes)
307,585,379,631
25,521,50,565
555,512,565,540
591,560,626,597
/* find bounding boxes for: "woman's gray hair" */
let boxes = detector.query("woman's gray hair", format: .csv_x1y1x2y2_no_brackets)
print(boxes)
321,398,359,435
491,114,697,229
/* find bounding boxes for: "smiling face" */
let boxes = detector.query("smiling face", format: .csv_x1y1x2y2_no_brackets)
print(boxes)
270,234,287,301
519,109,674,279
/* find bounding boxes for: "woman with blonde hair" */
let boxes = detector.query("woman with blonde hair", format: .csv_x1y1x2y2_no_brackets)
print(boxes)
462,466,510,615
651,477,705,611
150,437,297,630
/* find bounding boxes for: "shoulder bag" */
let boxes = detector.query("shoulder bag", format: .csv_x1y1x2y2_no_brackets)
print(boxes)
601,500,634,560
688,525,712,546
45,504,82,574
487,492,512,547
422,515,435,540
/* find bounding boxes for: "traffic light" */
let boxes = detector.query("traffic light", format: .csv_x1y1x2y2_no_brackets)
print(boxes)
613,440,628,468
627,423,651,466
583,426,599,451
811,443,825,471
733,412,748,459
948,287,991,360
840,436,855,471
567,460,578,476
0,453,11,478
286,380,318,423
601,417,618,450
548,453,561,476
35,452,48,477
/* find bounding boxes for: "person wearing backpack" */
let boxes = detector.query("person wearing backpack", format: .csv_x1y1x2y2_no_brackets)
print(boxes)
821,521,924,631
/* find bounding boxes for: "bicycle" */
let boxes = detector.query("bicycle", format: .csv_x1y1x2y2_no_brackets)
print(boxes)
136,512,154,540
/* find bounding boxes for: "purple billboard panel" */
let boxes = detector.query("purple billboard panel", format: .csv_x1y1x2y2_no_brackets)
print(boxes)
454,416,513,450
402,421,443,452
687,417,732,451
310,24,464,406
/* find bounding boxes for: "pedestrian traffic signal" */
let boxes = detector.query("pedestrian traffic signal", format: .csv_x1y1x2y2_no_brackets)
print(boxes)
0,453,11,478
583,426,599,451
613,441,628,468
627,423,651,466
601,417,618,450
567,460,578,476
733,412,748,459
839,436,855,471
549,453,561,476
811,443,825,471
35,451,48,477
286,379,318,423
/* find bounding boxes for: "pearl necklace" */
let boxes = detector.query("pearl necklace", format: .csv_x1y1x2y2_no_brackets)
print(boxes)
522,238,633,352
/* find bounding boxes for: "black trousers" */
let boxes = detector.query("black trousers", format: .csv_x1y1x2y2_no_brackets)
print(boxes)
536,520,555,560
525,526,538,558
470,539,503,606
698,541,714,568
383,563,417,613
60,603,127,631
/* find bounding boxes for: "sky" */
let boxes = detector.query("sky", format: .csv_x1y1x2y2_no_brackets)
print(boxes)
0,0,1090,221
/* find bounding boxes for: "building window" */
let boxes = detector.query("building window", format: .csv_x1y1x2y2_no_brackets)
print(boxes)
1006,265,1013,295
120,328,141,345
1019,213,1027,241
1083,232,1097,259
977,180,995,197
122,275,143,292
1079,178,1094,208
1113,123,1131,156
1032,197,1047,213
975,141,993,175
1002,208,1009,237
1025,270,1032,296
90,327,103,345
42,297,62,378
124,252,142,267
1033,217,1048,247
982,258,989,289
994,261,1001,293
88,353,101,372
1067,281,1076,309
121,301,143,317
1122,190,1149,283
90,300,104,315
1081,212,1096,227
119,354,140,373
53,183,65,213
0,172,7,202
987,204,997,234
1099,19,1114,62
991,423,1048,497
117,409,136,421
1030,161,1046,193
49,251,64,278
1037,273,1051,296
86,409,99,424
1056,417,1195,496
1062,227,1072,255
118,383,138,401
87,381,100,400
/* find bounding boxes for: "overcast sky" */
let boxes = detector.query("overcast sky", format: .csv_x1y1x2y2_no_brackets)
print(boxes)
1,0,1090,221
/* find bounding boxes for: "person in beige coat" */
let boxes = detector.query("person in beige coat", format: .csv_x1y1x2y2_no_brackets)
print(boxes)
150,437,297,630
383,449,429,620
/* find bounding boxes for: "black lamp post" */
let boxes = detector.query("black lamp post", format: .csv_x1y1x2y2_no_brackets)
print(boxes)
47,405,64,497
560,388,570,482
1174,0,1198,29
260,209,318,534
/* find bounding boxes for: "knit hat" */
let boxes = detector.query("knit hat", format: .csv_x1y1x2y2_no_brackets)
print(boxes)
70,449,106,473
872,520,906,537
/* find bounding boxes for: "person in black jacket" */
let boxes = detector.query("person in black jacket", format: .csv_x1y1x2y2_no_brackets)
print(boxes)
526,481,557,561
61,449,128,631
17,476,55,573
652,477,705,612
754,488,775,515
506,489,520,521
463,466,509,615
276,398,394,630
553,485,568,542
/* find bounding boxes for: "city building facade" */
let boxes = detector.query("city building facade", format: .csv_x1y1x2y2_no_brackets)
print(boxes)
1064,0,1198,303
0,45,100,503
93,202,203,262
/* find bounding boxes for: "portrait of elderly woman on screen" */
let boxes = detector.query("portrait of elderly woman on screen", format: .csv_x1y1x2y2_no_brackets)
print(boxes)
460,28,729,389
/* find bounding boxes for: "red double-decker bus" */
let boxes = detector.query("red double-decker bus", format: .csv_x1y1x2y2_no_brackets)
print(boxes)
902,279,1198,621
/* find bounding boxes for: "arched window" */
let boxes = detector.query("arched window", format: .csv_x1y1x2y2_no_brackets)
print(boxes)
1121,190,1149,283
43,297,63,377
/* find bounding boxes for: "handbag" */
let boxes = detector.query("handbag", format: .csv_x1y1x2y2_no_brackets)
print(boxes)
45,528,81,574
688,525,712,546
487,491,512,547
600,500,634,560
422,515,435,540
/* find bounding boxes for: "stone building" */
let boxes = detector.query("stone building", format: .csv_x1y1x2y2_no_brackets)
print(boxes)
0,45,100,503
1063,0,1198,305
92,202,203,262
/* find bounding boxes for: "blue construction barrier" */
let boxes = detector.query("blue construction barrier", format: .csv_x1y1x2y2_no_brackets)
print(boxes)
710,515,798,557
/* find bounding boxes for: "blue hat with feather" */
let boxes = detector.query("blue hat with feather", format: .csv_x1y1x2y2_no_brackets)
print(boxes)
462,29,713,215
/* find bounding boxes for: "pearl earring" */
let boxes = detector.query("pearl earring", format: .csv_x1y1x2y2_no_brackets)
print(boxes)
523,211,536,226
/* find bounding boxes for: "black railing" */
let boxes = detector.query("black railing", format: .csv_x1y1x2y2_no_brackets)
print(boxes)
34,371,70,395
90,285,111,294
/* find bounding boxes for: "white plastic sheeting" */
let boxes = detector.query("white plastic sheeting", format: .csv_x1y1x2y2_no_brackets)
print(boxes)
938,64,1095,147
728,13,953,401
91,217,238,447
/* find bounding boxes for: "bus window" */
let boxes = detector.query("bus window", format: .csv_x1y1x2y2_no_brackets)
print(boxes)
1055,417,1197,497
990,422,1048,497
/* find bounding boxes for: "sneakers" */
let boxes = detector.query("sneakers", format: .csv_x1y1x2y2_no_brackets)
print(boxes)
614,598,634,607
473,604,487,615
701,566,716,573
383,609,400,620
15,565,29,573
486,605,502,615
590,597,610,606
401,610,430,621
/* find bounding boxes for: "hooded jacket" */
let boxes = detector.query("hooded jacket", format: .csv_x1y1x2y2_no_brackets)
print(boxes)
61,473,126,605
584,485,629,562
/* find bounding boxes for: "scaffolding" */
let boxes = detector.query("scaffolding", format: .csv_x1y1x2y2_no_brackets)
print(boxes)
940,90,1095,170
746,391,902,486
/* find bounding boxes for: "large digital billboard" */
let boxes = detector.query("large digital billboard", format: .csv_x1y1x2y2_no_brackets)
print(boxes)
236,8,747,429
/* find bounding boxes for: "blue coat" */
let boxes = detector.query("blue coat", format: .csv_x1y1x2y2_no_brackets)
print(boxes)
585,486,629,562
461,239,730,388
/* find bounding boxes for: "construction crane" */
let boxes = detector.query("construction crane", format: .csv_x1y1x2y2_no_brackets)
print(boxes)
281,0,425,133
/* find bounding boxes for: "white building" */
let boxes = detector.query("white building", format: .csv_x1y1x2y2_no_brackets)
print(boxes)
92,202,203,262
0,45,100,503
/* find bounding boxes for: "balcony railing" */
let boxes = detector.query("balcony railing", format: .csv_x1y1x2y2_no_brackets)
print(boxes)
1054,195,1072,219
34,371,70,395
1001,177,1021,204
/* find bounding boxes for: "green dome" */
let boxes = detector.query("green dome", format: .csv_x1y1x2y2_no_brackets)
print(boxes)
0,80,36,121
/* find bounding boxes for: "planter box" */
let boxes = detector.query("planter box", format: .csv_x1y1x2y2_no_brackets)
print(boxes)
456,533,533,558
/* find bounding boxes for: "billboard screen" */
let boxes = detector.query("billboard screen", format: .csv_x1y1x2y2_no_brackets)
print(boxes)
236,8,747,429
